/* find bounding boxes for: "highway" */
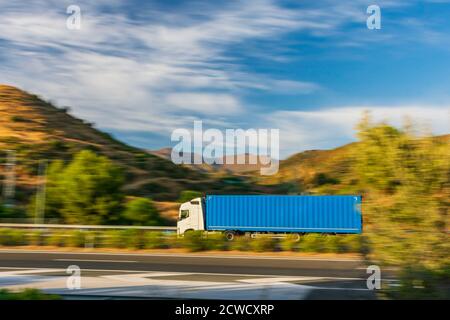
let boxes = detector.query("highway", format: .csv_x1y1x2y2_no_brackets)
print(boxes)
0,250,381,299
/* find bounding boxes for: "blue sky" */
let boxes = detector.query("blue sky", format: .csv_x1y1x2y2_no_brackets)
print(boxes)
1,0,449,158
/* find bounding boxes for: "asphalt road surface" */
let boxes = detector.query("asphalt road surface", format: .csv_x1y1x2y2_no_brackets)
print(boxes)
0,250,380,299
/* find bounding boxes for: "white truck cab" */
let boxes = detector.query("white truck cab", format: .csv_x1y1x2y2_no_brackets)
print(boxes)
177,197,205,235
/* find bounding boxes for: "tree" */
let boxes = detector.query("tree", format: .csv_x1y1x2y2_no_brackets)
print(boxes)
177,190,203,203
123,197,163,226
62,150,124,224
0,202,26,221
355,113,403,193
353,113,449,298
28,160,65,222
32,150,124,225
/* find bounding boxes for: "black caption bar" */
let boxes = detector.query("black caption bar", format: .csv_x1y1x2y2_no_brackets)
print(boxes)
0,300,444,319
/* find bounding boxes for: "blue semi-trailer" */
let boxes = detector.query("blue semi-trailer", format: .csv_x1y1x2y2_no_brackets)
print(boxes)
177,195,362,240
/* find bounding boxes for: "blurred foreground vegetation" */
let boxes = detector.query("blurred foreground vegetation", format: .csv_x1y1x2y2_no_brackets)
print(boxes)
0,228,362,254
0,288,61,300
353,115,449,299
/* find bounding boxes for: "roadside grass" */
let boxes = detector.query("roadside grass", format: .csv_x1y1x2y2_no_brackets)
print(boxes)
0,228,364,254
249,236,277,252
0,228,27,246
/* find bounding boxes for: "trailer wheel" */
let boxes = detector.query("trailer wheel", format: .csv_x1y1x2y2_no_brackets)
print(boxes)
293,233,302,242
224,231,235,241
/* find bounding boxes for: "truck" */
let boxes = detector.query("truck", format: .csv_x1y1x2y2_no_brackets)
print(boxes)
177,195,362,240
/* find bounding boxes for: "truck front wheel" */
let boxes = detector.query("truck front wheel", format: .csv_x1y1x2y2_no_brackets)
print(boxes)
224,231,235,241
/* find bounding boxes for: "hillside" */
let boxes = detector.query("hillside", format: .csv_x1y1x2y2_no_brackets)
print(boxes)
0,85,213,202
149,148,272,175
256,134,449,195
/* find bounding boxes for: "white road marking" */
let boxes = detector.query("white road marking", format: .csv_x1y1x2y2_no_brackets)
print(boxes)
0,268,62,275
0,266,139,273
238,277,321,284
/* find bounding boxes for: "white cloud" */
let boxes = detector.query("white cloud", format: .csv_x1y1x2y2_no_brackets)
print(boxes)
166,93,241,114
268,106,450,157
0,0,325,132
268,80,320,94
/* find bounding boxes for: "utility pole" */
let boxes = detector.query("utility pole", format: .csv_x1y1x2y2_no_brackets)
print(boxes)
2,150,16,207
34,160,48,224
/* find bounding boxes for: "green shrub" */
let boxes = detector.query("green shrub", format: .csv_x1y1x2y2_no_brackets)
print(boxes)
100,230,124,248
27,230,45,246
387,264,450,299
0,228,27,246
10,115,29,123
250,236,277,252
83,231,99,248
66,230,86,248
177,190,203,203
123,198,163,226
123,229,144,249
183,231,208,252
323,235,341,253
100,229,143,249
312,173,340,186
300,234,326,252
165,233,182,249
205,232,228,251
280,235,300,252
144,232,168,249
45,232,67,247
0,289,61,300
341,234,363,253
0,205,27,219
230,236,251,251
334,236,352,253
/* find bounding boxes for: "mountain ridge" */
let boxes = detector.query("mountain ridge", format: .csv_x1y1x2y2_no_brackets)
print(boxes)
148,147,273,174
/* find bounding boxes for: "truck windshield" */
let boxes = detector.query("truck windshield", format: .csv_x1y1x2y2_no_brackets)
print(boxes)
179,209,189,221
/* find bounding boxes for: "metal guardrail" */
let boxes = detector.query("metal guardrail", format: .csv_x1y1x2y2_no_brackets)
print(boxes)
0,223,177,231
